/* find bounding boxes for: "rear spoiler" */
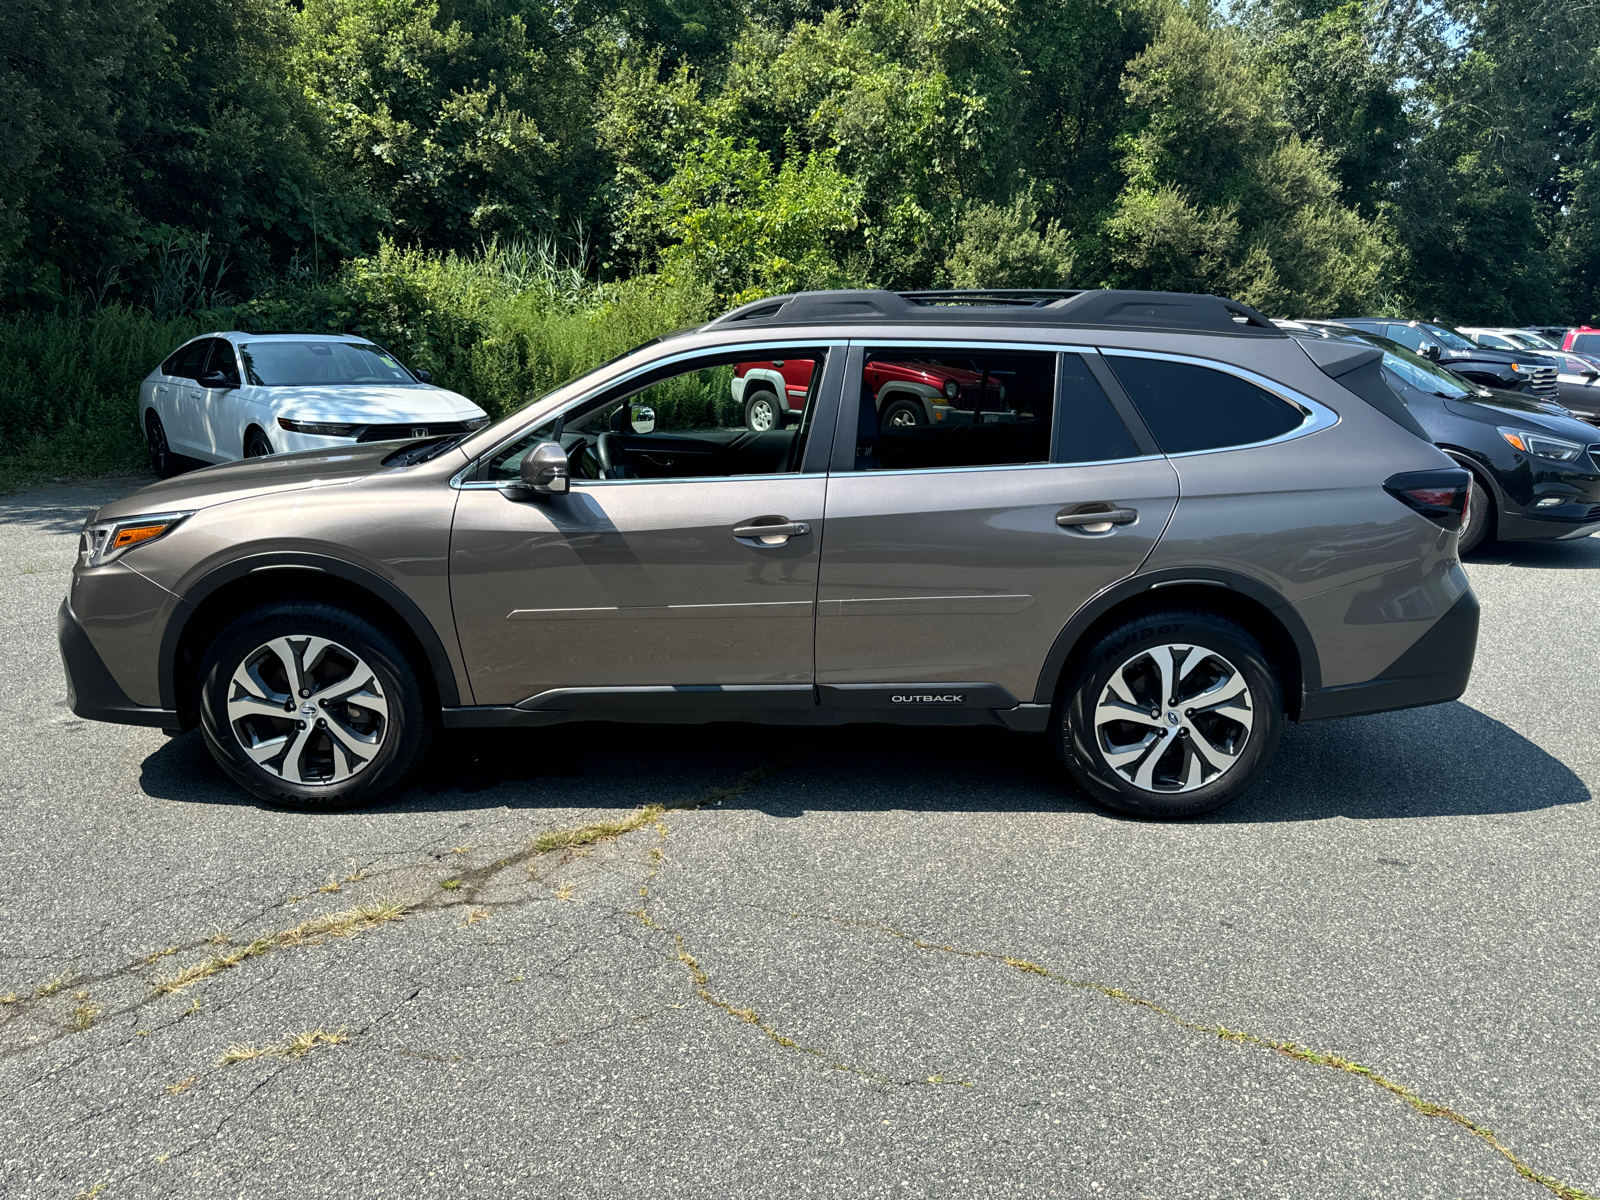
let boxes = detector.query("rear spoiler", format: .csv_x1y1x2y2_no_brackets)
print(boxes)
1296,340,1432,443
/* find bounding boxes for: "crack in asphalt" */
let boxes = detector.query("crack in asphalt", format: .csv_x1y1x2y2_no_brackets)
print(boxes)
4,757,1594,1200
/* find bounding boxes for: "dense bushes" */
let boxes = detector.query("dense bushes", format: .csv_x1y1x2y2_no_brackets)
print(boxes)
0,245,713,488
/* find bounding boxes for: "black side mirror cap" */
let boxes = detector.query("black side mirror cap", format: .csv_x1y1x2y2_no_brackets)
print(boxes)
415,368,434,384
196,370,235,390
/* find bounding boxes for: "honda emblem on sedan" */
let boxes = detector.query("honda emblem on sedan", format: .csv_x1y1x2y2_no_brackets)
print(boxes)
412,426,429,438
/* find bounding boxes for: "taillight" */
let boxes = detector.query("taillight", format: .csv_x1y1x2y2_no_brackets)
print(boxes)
1383,468,1472,531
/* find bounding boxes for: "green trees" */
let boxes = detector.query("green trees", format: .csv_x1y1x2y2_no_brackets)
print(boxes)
2,0,1599,322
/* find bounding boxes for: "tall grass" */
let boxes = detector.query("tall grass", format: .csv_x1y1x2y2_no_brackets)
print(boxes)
0,306,202,489
0,243,715,490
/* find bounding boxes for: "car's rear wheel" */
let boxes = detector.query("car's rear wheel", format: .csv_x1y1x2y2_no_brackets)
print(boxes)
1056,610,1283,819
244,427,274,458
146,411,176,478
1458,472,1493,555
881,398,925,427
744,390,781,431
198,603,434,810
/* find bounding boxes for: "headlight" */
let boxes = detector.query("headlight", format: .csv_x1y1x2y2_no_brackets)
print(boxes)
1498,427,1586,461
1509,363,1533,374
278,418,361,436
943,379,959,400
79,511,193,568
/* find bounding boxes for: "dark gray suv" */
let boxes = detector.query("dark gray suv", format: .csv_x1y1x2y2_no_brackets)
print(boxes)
59,289,1479,818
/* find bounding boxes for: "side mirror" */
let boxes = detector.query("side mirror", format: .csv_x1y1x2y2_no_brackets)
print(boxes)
518,441,569,495
414,368,434,384
630,404,655,434
1421,343,1441,360
196,370,235,390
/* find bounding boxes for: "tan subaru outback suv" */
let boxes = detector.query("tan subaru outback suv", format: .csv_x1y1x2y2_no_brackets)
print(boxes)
60,289,1479,818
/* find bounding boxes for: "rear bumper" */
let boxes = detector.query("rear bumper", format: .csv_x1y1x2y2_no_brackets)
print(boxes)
57,598,178,729
1299,590,1479,722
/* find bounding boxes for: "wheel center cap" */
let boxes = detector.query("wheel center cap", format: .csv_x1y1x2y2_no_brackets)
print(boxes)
1166,710,1181,726
300,703,317,718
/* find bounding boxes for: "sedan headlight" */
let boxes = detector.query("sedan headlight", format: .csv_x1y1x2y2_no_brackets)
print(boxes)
79,511,193,568
1498,427,1587,461
278,418,361,436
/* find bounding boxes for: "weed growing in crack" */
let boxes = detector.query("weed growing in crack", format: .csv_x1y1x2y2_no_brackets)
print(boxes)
460,907,490,927
1,993,16,1005
142,947,178,964
217,1027,347,1067
33,970,74,998
555,882,575,901
317,879,341,894
452,845,473,855
809,913,1597,1200
68,1002,101,1031
439,879,462,891
164,1076,196,1095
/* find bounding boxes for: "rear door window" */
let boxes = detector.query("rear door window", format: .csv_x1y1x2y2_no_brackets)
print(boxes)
1572,333,1600,355
858,348,1054,470
163,341,210,380
1105,355,1305,454
1056,353,1140,463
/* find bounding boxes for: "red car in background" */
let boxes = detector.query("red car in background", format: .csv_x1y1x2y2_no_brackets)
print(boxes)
732,356,1011,430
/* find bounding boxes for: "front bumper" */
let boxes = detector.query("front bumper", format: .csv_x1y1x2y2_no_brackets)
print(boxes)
57,598,178,729
1299,591,1480,722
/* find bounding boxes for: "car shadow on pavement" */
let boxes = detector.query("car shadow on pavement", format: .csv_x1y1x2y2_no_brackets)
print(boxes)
1466,535,1600,569
138,699,1586,824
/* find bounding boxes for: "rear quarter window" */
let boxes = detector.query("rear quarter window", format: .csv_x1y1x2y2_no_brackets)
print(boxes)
1571,333,1600,355
1106,356,1306,454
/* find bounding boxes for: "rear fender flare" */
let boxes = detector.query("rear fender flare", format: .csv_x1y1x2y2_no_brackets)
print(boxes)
1031,567,1321,714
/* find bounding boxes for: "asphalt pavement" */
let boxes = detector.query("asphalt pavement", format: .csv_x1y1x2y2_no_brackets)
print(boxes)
1,475,1596,1200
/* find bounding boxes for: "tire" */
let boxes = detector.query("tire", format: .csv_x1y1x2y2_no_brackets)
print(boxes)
881,397,926,428
146,411,177,478
1458,471,1493,555
244,427,274,458
1056,610,1283,819
744,389,781,432
198,603,435,810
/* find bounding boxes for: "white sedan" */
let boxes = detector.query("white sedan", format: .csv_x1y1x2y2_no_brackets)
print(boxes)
139,332,489,475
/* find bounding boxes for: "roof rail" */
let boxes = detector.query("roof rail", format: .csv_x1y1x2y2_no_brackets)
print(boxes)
900,289,1084,307
704,288,1283,336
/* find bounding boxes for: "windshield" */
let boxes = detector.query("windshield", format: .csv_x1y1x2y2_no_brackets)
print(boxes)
1361,334,1475,397
1422,323,1477,351
239,341,417,387
1508,331,1559,349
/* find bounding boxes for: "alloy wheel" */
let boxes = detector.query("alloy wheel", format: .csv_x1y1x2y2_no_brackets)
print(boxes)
748,396,776,431
886,407,919,427
226,636,389,786
1093,642,1254,793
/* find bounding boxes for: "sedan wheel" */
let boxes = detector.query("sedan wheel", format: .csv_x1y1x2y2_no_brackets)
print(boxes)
146,412,176,478
244,427,274,458
1458,473,1493,555
199,603,434,809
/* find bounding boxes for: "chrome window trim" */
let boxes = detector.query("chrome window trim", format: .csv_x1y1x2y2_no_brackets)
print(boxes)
853,338,1099,355
1099,346,1340,455
455,338,845,489
837,455,1167,481
455,470,829,491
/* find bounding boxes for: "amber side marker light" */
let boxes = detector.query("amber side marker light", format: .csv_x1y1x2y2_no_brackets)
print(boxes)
110,525,167,550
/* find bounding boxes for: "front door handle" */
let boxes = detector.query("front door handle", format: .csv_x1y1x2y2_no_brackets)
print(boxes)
733,518,811,545
1056,506,1137,532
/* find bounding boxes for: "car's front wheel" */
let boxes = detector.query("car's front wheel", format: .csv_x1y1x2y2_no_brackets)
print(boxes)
146,411,176,478
1457,471,1493,555
1056,610,1283,819
881,398,925,427
244,427,274,458
198,603,435,809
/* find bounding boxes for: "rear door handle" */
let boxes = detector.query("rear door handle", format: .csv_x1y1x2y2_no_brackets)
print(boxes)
733,519,811,544
1056,506,1137,530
